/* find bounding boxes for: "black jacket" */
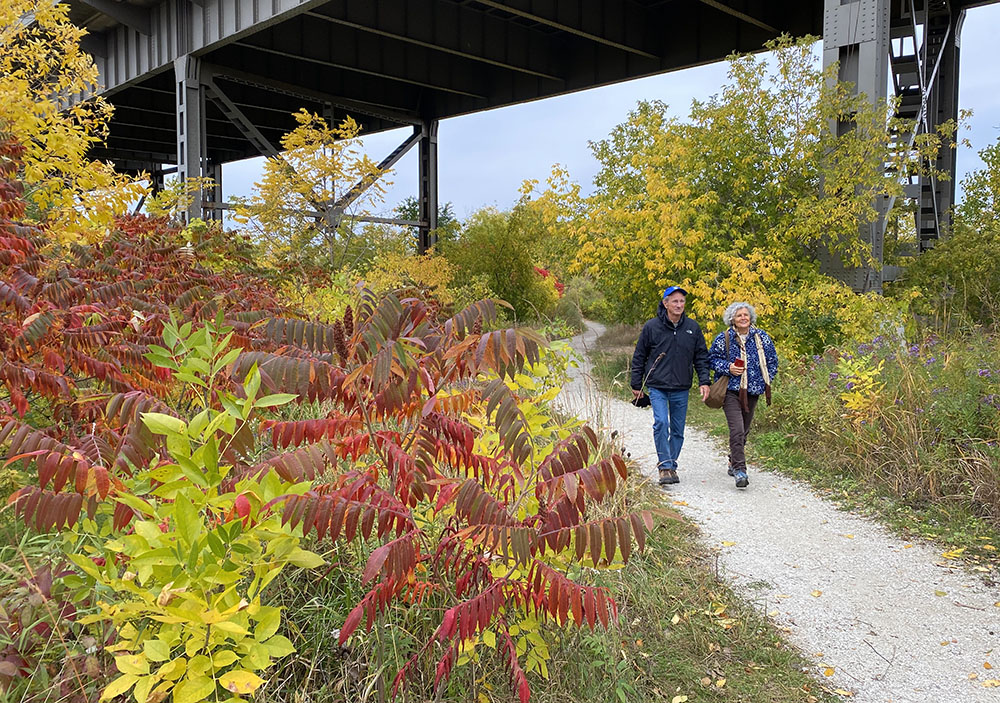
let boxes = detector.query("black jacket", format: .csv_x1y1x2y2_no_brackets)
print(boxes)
630,305,711,391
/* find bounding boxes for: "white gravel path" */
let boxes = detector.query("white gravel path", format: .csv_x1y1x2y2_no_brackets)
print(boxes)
557,321,1000,703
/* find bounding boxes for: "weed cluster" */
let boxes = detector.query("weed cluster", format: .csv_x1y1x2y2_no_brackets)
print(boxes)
762,332,1000,525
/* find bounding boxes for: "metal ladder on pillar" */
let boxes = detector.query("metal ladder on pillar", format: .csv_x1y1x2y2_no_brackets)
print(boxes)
887,0,956,253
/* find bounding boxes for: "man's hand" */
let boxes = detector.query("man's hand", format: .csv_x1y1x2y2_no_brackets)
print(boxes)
699,384,710,401
632,388,644,400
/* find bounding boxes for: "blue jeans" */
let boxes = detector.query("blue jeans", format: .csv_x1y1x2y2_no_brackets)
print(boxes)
647,388,689,471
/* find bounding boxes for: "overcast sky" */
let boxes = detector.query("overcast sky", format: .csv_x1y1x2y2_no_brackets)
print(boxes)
221,4,1000,220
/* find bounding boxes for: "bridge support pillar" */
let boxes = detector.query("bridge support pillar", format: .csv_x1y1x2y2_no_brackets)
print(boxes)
820,0,891,293
174,54,207,224
205,162,224,222
417,119,439,254
821,0,967,290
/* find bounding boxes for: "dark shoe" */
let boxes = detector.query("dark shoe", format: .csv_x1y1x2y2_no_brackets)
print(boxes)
658,468,670,486
664,469,679,485
727,464,735,477
734,471,749,488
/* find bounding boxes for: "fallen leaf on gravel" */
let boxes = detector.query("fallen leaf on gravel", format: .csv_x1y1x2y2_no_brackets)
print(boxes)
834,689,853,696
941,547,966,559
672,500,688,506
986,662,993,670
823,667,834,677
940,641,951,646
813,652,824,657
721,541,736,547
970,673,979,680
842,534,854,539
994,602,1000,607
934,590,947,596
768,610,779,617
903,544,914,549
811,590,822,597
982,680,1000,687
983,544,996,551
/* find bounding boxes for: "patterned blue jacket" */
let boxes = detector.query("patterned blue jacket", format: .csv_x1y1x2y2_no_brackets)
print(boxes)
708,327,779,395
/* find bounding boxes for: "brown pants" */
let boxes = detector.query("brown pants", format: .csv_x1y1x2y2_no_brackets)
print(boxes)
723,390,759,471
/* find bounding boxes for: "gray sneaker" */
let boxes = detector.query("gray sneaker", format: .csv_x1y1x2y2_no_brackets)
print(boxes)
734,470,749,488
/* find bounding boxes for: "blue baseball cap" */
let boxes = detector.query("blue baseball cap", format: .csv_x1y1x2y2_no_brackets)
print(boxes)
662,285,688,298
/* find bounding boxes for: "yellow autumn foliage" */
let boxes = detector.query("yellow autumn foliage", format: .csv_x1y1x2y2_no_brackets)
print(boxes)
230,111,387,271
528,36,954,349
1,0,146,240
362,250,457,304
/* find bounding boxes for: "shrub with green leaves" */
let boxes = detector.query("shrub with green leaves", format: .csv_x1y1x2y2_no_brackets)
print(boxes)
68,316,319,703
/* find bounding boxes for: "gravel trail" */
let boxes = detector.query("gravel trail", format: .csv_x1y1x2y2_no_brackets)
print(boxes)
557,321,1000,703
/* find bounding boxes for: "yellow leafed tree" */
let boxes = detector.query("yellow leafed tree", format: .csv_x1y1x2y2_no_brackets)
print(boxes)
231,111,387,272
529,36,955,346
0,0,146,240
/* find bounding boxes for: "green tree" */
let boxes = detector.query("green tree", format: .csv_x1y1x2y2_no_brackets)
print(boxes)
393,195,460,246
442,207,556,320
899,139,1000,325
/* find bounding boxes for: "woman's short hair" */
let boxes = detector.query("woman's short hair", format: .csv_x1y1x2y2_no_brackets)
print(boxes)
723,302,757,327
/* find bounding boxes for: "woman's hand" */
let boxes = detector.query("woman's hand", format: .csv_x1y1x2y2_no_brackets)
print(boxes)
729,362,745,376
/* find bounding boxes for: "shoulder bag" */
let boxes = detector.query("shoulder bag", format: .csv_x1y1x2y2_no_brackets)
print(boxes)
704,329,731,409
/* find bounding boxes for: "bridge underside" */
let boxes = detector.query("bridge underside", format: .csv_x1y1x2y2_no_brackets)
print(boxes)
67,0,987,276
74,0,823,168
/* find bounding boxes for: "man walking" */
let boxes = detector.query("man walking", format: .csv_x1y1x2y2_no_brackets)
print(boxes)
631,286,711,486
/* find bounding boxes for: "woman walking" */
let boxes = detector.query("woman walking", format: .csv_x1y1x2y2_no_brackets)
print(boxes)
708,302,779,488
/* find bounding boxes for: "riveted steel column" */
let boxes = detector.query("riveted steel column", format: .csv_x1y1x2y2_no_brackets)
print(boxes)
174,54,206,223
820,0,890,293
205,162,223,222
418,119,439,254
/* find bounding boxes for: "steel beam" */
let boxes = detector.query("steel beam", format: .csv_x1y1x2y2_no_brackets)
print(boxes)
332,129,423,213
202,63,421,126
174,54,207,223
418,120,439,254
304,0,564,82
696,0,778,32
84,0,334,97
206,162,224,221
820,0,891,293
472,0,658,59
78,0,151,34
232,15,490,101
203,76,280,157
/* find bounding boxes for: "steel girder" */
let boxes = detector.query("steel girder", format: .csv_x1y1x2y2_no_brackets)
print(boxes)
819,0,969,292
65,0,990,261
72,0,824,168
